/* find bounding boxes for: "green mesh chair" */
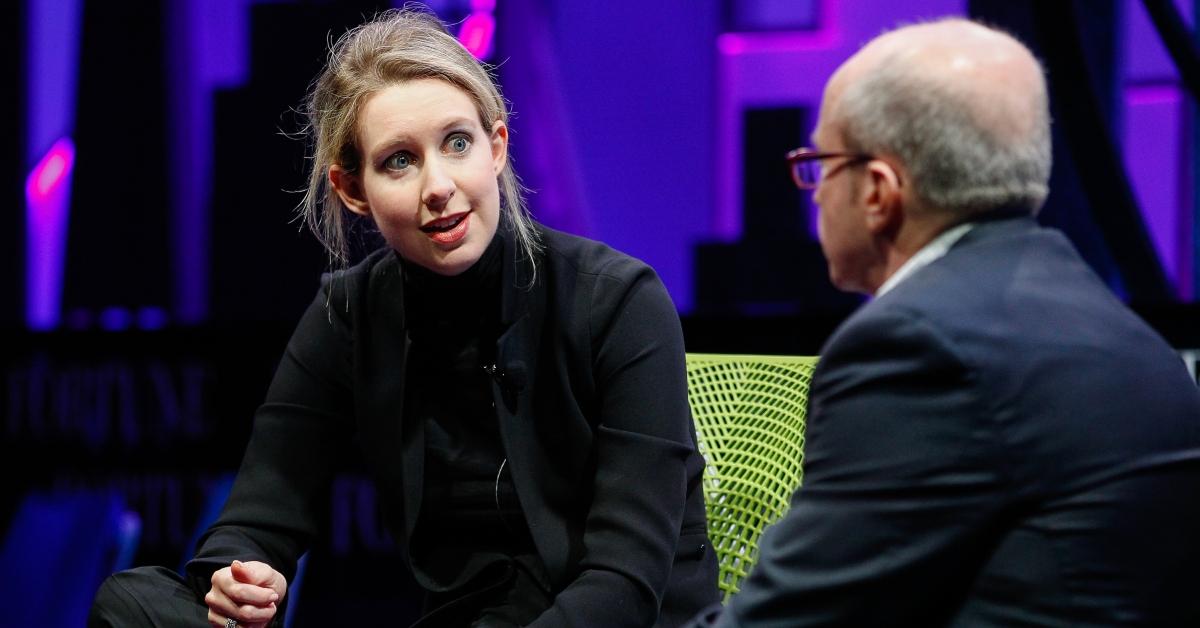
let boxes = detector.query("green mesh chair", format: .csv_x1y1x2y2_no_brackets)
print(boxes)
686,353,819,602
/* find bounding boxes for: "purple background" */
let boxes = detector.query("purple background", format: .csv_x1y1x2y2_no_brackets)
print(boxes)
9,2,1200,624
20,0,1198,326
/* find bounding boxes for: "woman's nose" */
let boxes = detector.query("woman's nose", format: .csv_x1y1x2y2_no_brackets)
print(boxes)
422,159,456,207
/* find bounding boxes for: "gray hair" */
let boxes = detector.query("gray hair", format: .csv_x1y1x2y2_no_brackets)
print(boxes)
299,7,541,273
835,26,1052,216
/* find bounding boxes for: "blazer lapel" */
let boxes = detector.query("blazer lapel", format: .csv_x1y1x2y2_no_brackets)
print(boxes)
361,253,424,544
492,231,569,579
496,239,545,414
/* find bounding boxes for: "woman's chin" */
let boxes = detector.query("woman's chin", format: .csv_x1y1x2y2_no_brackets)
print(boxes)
422,245,484,276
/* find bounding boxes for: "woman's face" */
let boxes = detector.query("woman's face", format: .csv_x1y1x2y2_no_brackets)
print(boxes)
331,78,507,276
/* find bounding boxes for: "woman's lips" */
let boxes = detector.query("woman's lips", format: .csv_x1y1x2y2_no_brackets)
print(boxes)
422,213,470,245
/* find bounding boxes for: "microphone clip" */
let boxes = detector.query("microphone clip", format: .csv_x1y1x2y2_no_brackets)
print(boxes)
484,363,524,412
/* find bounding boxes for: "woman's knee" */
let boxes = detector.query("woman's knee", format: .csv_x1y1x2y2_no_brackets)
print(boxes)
90,566,200,627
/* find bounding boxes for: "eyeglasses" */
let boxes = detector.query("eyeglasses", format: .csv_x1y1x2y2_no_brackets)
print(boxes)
786,147,875,190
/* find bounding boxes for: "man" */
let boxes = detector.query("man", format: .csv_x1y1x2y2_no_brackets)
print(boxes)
689,18,1200,627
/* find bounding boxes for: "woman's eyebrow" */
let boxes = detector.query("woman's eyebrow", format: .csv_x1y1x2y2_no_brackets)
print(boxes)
437,115,477,131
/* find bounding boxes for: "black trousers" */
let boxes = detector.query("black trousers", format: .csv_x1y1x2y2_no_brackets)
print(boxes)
90,566,210,627
412,556,552,628
90,558,551,627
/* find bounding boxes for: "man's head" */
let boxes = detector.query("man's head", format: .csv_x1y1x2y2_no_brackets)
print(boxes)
810,18,1051,293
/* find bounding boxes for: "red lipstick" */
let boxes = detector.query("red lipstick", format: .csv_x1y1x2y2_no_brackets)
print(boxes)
422,213,470,245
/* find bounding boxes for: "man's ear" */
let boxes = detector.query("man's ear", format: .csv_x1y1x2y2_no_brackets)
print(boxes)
329,165,371,216
861,159,903,236
490,120,509,175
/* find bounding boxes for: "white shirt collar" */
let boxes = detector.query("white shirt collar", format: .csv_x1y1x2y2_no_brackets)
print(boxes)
874,222,974,297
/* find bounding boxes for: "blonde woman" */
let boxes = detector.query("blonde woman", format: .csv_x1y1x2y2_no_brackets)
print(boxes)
91,8,717,628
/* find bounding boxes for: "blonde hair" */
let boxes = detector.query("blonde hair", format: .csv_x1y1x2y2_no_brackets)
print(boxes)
300,7,541,271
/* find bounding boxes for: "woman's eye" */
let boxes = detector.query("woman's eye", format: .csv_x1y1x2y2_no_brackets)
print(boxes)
384,152,414,171
446,134,472,154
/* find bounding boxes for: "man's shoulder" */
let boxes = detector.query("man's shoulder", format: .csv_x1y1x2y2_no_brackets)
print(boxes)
820,294,954,370
830,217,1177,377
823,221,1100,360
871,218,1085,321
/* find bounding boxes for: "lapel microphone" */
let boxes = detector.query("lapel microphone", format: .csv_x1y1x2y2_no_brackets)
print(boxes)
485,361,528,411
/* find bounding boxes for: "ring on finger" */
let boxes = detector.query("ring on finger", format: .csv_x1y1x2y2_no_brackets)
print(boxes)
225,618,238,628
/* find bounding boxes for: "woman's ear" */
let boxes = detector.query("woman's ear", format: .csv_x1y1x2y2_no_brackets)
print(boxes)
329,165,371,216
490,120,509,175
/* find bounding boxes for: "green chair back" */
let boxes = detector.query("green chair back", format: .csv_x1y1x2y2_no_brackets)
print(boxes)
685,353,818,603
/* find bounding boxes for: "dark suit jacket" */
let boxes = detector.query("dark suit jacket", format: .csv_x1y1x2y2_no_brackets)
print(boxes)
188,225,719,626
695,215,1200,627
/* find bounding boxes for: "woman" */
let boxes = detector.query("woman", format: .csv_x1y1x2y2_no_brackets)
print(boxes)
92,8,717,627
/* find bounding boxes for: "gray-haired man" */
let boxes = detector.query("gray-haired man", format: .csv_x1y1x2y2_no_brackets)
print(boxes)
690,17,1200,627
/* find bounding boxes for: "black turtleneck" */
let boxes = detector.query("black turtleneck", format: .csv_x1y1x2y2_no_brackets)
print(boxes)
401,233,537,593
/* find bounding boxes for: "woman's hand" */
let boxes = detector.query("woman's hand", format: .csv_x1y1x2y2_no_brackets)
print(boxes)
205,560,288,628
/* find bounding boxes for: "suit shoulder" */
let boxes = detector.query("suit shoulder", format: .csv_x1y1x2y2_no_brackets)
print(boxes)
822,298,960,364
539,226,657,286
318,246,396,317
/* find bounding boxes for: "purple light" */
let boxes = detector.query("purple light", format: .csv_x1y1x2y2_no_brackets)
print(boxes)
714,0,846,241
458,12,495,60
1122,84,1189,298
166,0,257,326
713,0,966,240
717,29,842,56
25,138,76,330
27,0,81,166
1125,84,1184,106
1120,0,1194,299
28,142,72,200
136,306,170,330
98,307,134,331
27,0,82,330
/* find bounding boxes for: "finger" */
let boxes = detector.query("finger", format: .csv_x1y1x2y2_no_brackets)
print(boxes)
208,606,237,628
231,560,275,586
206,581,278,624
224,580,280,606
230,560,286,598
204,585,244,620
211,568,275,608
230,560,254,582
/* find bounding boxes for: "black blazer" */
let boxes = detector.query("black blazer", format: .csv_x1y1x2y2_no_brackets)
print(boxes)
189,225,719,626
695,215,1200,627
